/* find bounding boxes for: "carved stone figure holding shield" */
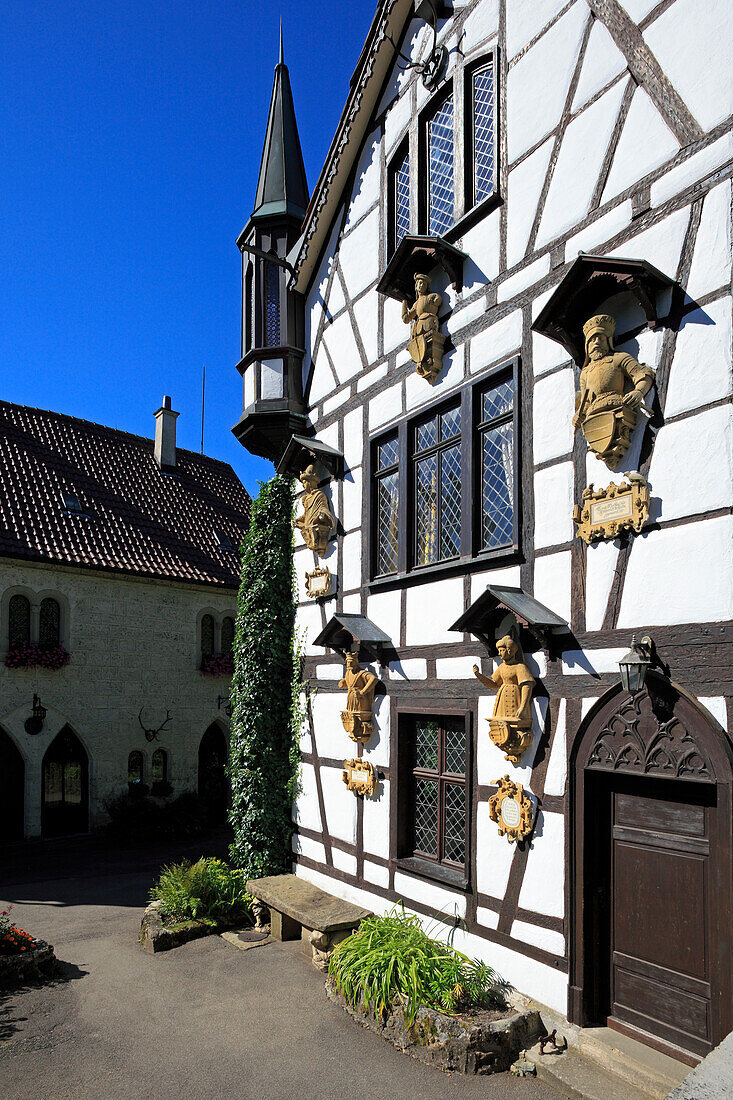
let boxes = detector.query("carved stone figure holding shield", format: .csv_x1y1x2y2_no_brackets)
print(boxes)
339,649,378,744
573,314,654,469
401,272,445,383
473,629,535,764
294,464,335,556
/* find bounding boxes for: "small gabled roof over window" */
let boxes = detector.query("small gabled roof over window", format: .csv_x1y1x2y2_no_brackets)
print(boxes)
276,434,344,480
313,613,392,661
449,584,567,653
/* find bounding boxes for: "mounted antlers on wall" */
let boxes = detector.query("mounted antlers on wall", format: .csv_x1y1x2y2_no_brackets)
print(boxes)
138,708,172,743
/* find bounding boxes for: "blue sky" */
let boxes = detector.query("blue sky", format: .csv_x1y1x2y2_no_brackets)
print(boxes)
0,1,376,495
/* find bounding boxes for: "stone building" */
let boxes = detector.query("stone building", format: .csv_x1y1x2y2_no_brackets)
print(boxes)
234,1,732,1063
0,398,250,840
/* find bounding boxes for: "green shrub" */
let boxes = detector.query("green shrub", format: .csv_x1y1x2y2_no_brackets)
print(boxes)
328,907,506,1025
149,857,252,924
228,475,301,878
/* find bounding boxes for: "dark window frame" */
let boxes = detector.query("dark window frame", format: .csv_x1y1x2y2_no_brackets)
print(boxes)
371,432,401,578
387,138,410,258
368,356,521,589
394,705,473,891
39,597,61,648
421,84,456,238
8,594,31,648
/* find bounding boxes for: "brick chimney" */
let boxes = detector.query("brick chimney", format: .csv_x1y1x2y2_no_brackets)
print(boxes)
154,396,179,471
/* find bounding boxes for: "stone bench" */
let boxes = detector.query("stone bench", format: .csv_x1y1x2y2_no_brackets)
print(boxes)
246,873,371,971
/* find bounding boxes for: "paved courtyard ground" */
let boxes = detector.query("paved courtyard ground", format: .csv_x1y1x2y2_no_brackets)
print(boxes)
0,839,557,1099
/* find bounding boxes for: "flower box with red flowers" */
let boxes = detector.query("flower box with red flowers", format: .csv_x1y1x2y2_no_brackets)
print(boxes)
4,643,71,671
200,653,234,677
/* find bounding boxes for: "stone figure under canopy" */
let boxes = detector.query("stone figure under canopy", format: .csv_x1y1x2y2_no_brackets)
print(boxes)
339,649,378,744
473,628,535,764
573,314,655,469
401,272,446,384
294,464,335,556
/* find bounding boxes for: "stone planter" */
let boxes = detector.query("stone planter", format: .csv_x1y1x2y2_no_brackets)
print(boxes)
139,900,250,954
0,940,56,986
326,978,544,1075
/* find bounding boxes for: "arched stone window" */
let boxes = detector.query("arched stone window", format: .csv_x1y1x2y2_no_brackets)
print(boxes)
128,751,144,788
39,597,61,648
8,594,30,648
201,614,215,660
151,748,169,795
221,616,235,657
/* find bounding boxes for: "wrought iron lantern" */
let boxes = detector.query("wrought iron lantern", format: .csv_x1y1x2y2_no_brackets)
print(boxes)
618,635,654,695
217,695,233,719
24,693,47,735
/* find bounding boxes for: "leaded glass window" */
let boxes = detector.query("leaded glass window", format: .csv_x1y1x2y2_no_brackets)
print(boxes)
374,434,400,576
221,616,235,657
201,614,215,660
408,715,467,869
152,748,167,785
479,375,515,551
413,405,461,566
395,149,410,247
427,94,454,236
39,598,60,648
8,594,30,648
128,751,144,787
472,61,495,205
265,262,280,347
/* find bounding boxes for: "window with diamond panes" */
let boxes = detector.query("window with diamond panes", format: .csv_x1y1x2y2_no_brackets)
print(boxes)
414,405,461,566
427,94,454,236
8,594,30,648
394,149,410,248
471,61,495,206
374,435,400,576
479,375,515,552
221,616,234,657
410,715,467,869
264,262,280,347
39,598,60,648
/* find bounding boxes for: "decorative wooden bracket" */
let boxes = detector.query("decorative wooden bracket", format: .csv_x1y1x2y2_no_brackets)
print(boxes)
377,235,468,303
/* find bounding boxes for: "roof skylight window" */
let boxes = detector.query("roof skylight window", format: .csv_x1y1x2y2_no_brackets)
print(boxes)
61,492,85,514
216,530,236,552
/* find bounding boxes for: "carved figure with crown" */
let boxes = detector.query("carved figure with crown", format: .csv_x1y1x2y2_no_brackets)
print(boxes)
401,272,446,383
572,314,655,469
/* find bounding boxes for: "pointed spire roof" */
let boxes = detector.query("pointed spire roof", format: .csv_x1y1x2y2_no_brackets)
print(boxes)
250,32,309,224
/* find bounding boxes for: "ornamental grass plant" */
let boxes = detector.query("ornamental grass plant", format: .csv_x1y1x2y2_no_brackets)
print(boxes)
328,907,507,1026
149,858,252,925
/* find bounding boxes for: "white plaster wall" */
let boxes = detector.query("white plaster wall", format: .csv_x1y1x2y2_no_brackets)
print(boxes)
506,138,554,268
506,3,587,163
435,656,480,679
565,201,633,260
363,859,390,889
476,800,517,899
533,370,575,464
470,310,522,373
362,780,390,860
461,208,501,289
698,697,727,731
505,0,572,61
405,577,464,646
292,833,326,864
470,565,522,600
394,870,467,918
338,208,379,299
476,906,500,930
332,848,358,876
543,699,567,798
562,648,628,675
601,87,679,203
477,694,549,791
0,559,237,837
310,692,350,761
369,693,391,769
369,382,403,430
538,80,627,247
497,255,551,304
609,204,690,280
388,658,428,680
340,532,362,592
532,332,572,378
618,515,733,628
686,181,732,302
534,552,572,625
353,291,380,364
648,404,733,523
534,463,574,550
584,540,620,633
296,601,325,656
367,589,402,650
321,311,362,386
342,471,363,534
461,0,499,54
320,764,357,844
644,0,733,132
664,297,733,419
511,920,565,957
344,129,381,232
651,132,733,208
342,407,363,471
517,810,565,918
571,18,626,111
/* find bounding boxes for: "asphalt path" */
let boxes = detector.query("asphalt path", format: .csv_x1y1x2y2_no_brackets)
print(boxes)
0,840,557,1099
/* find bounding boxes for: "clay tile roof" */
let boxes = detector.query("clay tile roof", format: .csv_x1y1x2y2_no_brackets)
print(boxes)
0,401,251,588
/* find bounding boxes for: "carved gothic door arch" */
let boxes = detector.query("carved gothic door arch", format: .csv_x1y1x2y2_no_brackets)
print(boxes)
568,674,732,1059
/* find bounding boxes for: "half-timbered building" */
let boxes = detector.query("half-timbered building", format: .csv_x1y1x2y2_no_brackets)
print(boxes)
234,1,733,1062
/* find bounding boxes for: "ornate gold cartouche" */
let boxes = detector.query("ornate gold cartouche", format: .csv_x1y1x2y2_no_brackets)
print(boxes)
401,272,446,384
339,649,378,744
293,464,335,556
473,630,535,764
572,314,654,470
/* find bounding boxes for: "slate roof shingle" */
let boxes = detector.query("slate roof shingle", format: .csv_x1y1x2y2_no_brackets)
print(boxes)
0,401,251,588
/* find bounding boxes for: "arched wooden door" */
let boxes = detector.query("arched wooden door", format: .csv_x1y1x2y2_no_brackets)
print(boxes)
42,726,89,838
569,675,733,1059
0,729,25,840
198,723,229,824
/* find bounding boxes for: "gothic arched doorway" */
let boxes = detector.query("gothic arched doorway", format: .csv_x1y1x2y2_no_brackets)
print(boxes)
198,723,229,824
42,726,89,838
0,729,25,840
569,675,732,1059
